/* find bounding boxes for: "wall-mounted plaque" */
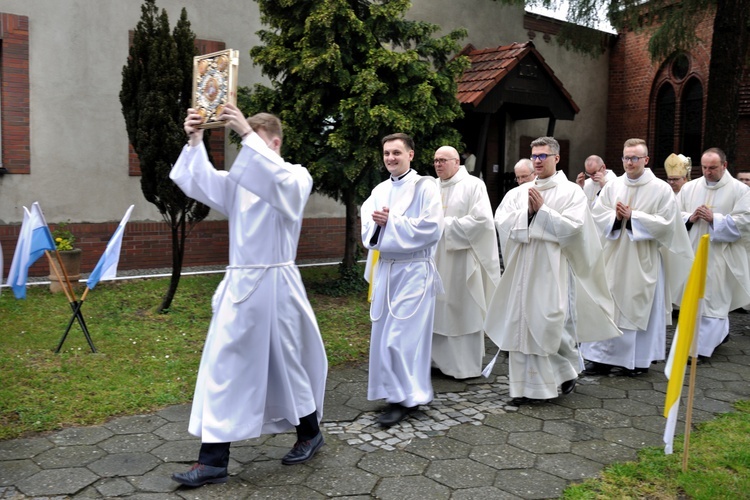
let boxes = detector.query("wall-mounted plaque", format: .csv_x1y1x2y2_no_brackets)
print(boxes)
192,49,239,129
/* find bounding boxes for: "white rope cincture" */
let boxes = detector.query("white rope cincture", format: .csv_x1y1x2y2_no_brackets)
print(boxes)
370,257,441,322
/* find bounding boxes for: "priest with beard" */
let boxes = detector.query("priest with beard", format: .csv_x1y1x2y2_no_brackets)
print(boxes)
675,147,750,360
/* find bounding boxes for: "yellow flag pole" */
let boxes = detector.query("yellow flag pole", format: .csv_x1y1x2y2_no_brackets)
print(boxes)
682,299,704,472
682,353,699,472
45,251,74,304
663,235,709,464
46,251,95,353
52,248,78,301
679,235,709,472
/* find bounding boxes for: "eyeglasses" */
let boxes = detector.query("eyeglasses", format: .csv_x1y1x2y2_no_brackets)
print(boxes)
531,154,552,161
433,158,458,165
622,156,647,163
515,174,533,181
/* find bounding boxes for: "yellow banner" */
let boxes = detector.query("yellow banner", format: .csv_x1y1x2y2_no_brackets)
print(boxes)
664,234,709,418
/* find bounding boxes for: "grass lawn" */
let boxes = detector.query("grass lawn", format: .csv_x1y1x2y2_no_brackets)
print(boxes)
564,400,750,499
0,265,370,440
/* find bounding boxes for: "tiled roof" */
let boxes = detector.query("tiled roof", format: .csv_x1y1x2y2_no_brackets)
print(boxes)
456,41,579,113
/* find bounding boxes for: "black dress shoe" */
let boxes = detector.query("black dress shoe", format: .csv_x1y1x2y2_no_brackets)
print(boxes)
172,463,228,487
582,360,613,376
688,355,709,366
561,377,577,394
281,431,325,465
510,397,529,406
623,367,649,377
377,403,416,427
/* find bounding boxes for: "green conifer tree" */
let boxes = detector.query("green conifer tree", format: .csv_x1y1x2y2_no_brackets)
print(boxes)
120,0,210,312
239,0,469,278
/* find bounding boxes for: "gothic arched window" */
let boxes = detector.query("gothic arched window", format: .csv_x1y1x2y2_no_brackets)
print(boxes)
650,52,705,175
680,77,704,174
654,84,676,170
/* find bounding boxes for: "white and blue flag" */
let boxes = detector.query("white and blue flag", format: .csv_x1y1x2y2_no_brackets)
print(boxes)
86,205,134,290
6,202,56,299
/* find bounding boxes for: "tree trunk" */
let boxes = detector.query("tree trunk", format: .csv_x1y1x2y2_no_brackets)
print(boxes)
341,189,359,274
158,215,186,313
703,0,750,165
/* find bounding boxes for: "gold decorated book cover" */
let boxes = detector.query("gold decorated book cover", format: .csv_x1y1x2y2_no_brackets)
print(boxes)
192,49,239,129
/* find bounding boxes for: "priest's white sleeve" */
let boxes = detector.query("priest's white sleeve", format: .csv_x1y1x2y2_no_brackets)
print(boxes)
170,142,232,216
710,214,741,243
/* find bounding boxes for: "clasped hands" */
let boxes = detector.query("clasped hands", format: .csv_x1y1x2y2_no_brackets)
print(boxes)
528,187,543,215
183,103,253,147
372,207,390,227
689,204,714,224
615,201,632,221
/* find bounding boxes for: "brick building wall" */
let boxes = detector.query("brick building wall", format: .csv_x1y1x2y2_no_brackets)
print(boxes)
606,12,749,174
1,218,348,279
738,72,750,170
0,13,30,174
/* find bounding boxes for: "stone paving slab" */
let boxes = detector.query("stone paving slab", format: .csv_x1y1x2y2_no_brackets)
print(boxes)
0,312,749,498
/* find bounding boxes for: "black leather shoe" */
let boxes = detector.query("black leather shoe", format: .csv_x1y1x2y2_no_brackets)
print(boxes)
377,403,416,427
623,367,649,377
510,397,530,406
582,360,613,376
281,431,325,465
688,355,709,366
172,463,228,487
561,377,577,394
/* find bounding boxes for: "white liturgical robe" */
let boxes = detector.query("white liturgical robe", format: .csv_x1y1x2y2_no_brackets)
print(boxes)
676,173,750,356
432,166,501,378
170,132,327,443
362,169,444,407
484,171,620,399
582,170,617,207
581,168,693,370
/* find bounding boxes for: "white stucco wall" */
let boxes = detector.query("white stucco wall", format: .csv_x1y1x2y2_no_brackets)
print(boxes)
0,0,269,225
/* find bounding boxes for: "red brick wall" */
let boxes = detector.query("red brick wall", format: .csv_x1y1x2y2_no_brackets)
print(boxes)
0,12,30,174
738,117,750,170
606,13,715,173
1,218,348,279
738,73,750,169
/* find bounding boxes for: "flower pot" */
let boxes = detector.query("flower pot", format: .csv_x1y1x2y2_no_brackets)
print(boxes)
48,248,83,293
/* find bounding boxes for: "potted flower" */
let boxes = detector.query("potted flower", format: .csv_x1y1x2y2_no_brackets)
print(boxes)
53,223,76,251
49,222,83,293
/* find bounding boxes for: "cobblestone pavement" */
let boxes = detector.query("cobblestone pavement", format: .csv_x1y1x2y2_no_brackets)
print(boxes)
1,312,749,499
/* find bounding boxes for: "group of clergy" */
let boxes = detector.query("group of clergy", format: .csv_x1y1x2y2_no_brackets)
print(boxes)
167,103,750,487
431,137,750,406
361,131,750,425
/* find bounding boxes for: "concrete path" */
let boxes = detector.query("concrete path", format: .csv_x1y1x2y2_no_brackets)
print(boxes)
1,312,749,499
